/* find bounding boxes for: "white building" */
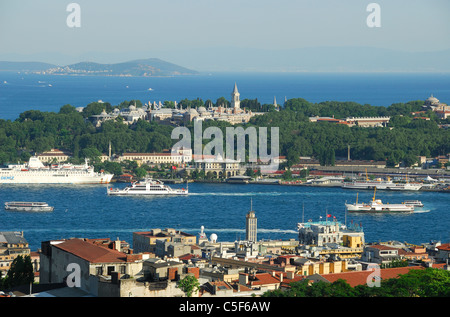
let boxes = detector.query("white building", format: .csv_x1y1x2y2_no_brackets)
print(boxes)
297,220,365,247
148,84,265,125
119,147,192,166
193,153,242,178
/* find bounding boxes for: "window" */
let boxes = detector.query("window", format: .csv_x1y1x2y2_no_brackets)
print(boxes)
107,266,115,275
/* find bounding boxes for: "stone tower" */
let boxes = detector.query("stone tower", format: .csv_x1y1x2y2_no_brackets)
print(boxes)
231,83,240,110
245,199,257,242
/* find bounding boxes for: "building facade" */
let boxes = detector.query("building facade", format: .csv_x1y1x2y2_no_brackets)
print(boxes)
192,153,242,178
297,220,365,247
133,228,197,254
37,149,71,163
119,147,192,166
0,231,30,277
39,238,143,295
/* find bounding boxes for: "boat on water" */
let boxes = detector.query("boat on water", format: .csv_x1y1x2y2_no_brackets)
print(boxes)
226,176,252,184
403,200,424,207
4,201,54,212
107,178,188,196
342,173,422,191
0,157,113,184
342,180,422,191
345,190,415,213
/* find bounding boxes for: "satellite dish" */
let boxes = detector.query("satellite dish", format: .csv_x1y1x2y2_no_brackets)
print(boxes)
210,233,218,243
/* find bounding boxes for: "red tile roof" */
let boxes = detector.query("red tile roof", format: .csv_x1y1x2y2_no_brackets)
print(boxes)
248,273,280,286
437,243,450,251
53,239,130,263
366,244,398,251
240,271,305,288
319,266,424,287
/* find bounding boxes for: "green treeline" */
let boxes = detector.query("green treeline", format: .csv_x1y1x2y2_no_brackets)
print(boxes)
0,103,173,165
0,98,449,170
0,255,34,291
252,98,449,167
262,268,450,297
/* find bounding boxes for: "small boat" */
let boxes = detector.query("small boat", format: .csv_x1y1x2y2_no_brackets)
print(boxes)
4,201,54,212
107,178,188,196
345,190,414,213
403,200,424,207
226,175,252,184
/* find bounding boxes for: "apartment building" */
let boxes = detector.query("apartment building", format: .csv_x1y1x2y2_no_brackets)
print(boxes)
0,231,30,277
39,238,143,295
133,228,197,254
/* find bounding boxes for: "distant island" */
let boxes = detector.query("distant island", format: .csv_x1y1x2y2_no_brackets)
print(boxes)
0,58,199,77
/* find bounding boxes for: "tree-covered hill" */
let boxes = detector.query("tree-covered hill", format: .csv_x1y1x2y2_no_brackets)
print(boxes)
0,98,448,169
0,58,199,77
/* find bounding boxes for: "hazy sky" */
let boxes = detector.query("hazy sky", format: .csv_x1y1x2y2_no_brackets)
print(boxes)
1,0,449,71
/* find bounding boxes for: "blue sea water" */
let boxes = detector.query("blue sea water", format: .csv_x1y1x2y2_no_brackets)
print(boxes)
0,183,448,251
0,72,449,251
1,72,450,120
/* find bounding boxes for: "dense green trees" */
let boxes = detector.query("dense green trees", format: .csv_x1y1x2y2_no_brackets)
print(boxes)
0,104,173,165
252,98,448,167
0,98,448,169
262,268,450,297
0,255,34,290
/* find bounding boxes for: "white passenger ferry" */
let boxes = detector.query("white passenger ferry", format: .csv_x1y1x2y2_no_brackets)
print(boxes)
0,157,113,184
4,202,54,212
342,173,422,191
345,190,415,213
342,180,422,191
107,178,188,196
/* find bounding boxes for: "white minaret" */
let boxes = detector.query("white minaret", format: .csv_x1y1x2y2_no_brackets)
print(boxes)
231,83,240,110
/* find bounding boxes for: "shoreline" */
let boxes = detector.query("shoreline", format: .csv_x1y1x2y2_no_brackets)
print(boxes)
185,179,450,192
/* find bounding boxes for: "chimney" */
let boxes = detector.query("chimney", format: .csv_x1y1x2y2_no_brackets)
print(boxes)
279,273,283,283
111,272,120,284
239,273,249,286
115,237,121,252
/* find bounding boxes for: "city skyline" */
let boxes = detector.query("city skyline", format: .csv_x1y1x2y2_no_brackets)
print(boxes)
0,0,450,72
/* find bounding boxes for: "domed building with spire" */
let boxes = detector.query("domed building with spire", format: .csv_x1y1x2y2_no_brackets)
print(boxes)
425,94,441,108
423,94,450,119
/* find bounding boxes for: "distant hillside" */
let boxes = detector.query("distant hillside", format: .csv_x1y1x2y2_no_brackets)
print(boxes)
0,58,198,76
